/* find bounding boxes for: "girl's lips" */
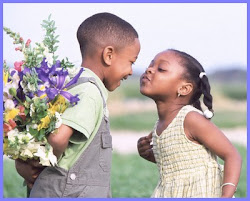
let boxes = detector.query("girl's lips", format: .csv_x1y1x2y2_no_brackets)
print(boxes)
141,75,151,81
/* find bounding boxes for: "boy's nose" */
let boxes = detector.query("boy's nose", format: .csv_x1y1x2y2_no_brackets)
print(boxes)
129,67,133,75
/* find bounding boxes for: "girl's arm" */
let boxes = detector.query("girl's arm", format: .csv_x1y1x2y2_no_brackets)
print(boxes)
137,132,156,163
184,112,242,198
48,124,74,159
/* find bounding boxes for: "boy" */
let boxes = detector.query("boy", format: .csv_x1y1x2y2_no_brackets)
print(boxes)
15,12,140,198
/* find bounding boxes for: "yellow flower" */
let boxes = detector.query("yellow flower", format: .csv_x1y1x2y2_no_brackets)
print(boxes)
40,94,47,99
39,85,46,91
3,70,9,85
4,108,20,122
37,115,51,131
49,95,68,114
3,139,9,154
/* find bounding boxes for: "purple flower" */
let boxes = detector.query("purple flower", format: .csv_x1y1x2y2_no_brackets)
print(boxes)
36,58,58,83
16,85,25,101
18,66,30,82
46,68,84,105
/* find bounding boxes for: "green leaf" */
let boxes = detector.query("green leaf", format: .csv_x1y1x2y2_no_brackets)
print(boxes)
38,129,46,141
29,127,38,136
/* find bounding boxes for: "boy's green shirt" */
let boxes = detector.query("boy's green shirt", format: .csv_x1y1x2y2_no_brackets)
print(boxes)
58,68,108,170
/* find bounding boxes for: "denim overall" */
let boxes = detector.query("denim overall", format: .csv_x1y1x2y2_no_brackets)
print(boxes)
29,77,112,198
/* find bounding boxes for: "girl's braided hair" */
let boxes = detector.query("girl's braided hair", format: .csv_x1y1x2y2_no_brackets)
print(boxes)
170,49,213,116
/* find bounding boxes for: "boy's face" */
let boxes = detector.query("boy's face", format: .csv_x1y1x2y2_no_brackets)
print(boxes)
104,38,140,91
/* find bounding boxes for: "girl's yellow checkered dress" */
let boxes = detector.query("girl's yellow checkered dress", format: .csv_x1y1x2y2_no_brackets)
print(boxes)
151,105,223,198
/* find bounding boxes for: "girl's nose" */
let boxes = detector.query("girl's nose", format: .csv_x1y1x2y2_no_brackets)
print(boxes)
145,66,154,74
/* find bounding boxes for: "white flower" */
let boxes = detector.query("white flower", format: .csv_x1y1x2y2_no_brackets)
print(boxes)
4,99,15,110
54,112,62,129
27,82,37,92
3,82,17,101
20,148,33,158
34,146,50,166
43,47,54,67
45,54,54,67
11,82,19,90
11,70,20,84
7,129,19,143
30,103,35,117
67,66,80,78
26,142,42,153
40,42,45,48
34,145,57,166
26,124,38,132
18,132,34,144
17,133,26,144
38,84,46,92
48,146,57,166
20,80,29,94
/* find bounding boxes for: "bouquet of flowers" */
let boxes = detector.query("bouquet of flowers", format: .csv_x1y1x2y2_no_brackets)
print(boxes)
3,15,83,166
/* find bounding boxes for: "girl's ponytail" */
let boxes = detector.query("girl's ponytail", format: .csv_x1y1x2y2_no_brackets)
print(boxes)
193,99,202,111
200,73,214,119
169,49,214,119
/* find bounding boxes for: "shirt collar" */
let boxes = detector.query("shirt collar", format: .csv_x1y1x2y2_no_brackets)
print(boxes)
80,67,108,102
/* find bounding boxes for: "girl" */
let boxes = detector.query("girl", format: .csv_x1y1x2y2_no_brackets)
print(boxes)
138,49,242,198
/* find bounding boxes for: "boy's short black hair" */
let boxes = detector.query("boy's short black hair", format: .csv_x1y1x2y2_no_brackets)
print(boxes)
77,12,138,58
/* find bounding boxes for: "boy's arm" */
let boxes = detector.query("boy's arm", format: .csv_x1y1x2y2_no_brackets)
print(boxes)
48,124,74,159
15,124,73,189
185,112,242,198
137,132,156,163
15,159,45,189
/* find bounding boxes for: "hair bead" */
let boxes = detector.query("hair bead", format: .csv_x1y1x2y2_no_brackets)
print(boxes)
203,109,214,119
199,72,206,79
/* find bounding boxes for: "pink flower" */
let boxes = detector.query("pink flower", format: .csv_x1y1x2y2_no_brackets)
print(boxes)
25,39,31,47
3,120,17,136
14,61,24,72
15,47,22,51
3,123,12,134
18,105,25,113
8,119,17,129
19,37,23,42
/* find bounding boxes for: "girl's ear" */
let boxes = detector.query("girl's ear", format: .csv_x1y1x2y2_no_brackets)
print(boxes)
178,82,193,96
102,46,114,66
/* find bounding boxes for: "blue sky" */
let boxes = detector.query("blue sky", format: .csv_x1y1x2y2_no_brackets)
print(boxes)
3,3,247,73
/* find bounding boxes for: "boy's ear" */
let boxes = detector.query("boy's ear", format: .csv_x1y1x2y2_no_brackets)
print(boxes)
178,82,193,96
102,46,114,66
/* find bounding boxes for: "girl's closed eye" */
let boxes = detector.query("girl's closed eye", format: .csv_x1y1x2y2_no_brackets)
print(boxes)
158,67,167,72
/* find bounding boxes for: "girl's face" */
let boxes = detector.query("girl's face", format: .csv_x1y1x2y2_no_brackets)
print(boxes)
140,50,186,100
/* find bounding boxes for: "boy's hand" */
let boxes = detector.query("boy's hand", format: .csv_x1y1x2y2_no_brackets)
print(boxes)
15,159,45,189
137,132,156,163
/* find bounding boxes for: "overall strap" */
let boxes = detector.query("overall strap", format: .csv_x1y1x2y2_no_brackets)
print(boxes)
67,77,106,108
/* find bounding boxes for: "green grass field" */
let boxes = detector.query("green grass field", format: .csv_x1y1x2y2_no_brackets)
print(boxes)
110,110,247,131
3,143,247,198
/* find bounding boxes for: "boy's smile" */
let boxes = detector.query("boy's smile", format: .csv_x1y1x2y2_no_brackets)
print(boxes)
104,38,141,91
